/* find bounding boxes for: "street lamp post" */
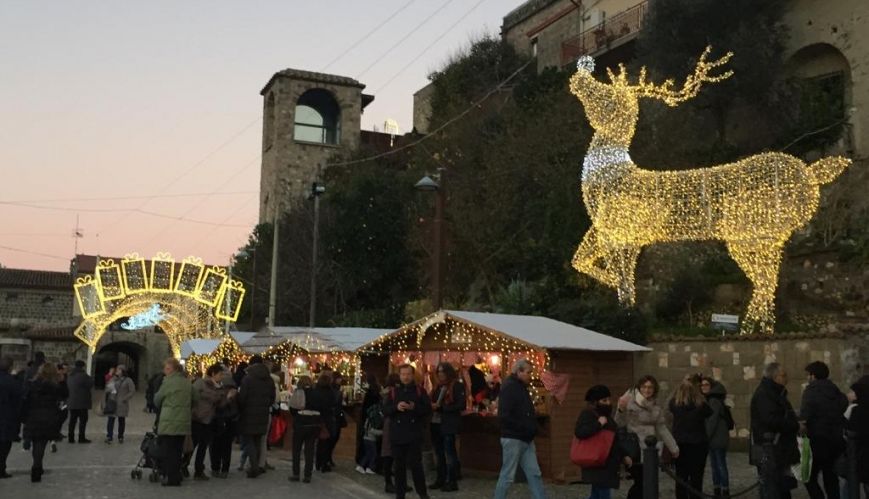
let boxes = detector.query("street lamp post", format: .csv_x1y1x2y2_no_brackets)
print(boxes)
415,168,446,310
309,179,326,328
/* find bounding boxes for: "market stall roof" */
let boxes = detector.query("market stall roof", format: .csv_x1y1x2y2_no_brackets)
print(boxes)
180,338,222,359
361,310,650,352
241,327,391,355
230,331,257,347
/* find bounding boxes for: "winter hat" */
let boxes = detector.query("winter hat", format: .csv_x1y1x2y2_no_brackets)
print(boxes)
585,384,611,402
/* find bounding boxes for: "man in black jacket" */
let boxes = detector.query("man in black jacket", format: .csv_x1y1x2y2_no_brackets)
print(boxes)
66,360,93,444
0,357,22,478
751,362,800,499
800,361,847,499
494,359,547,499
382,364,431,499
237,355,275,478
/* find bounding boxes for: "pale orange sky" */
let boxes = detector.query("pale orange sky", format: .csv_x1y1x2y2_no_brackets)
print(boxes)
0,0,524,271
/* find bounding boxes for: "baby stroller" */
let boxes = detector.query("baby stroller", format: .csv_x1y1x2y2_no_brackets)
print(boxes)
131,429,162,482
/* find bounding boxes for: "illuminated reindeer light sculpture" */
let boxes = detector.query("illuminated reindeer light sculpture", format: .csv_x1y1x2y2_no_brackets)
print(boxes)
570,47,851,334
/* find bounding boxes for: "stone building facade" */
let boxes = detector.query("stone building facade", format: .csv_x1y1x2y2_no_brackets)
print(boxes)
258,69,374,222
636,331,869,448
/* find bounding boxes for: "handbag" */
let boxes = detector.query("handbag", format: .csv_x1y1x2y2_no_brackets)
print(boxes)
101,394,117,416
570,429,615,468
616,427,641,461
268,415,287,445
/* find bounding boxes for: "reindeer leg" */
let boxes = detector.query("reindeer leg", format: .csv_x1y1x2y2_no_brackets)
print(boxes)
727,241,783,335
611,246,641,307
572,227,619,288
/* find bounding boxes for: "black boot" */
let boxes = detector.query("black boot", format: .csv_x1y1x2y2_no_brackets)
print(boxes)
720,488,730,498
713,487,721,498
442,482,459,492
31,466,43,483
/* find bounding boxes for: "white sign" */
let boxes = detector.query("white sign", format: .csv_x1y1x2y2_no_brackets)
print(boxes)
711,314,739,324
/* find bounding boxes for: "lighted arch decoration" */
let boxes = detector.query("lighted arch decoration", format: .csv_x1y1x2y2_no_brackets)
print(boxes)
569,47,851,334
73,253,246,357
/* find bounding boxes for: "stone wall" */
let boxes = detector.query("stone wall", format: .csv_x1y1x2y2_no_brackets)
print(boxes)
0,287,75,331
635,333,869,446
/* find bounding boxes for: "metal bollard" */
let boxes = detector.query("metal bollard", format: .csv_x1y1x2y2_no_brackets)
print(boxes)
643,435,659,499
846,430,859,499
759,432,779,499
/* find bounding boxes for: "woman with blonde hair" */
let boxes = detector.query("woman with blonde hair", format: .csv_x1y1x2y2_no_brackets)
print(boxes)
669,379,712,499
22,362,64,482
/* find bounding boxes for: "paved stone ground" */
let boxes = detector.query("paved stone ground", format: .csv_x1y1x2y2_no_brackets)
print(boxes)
2,393,813,498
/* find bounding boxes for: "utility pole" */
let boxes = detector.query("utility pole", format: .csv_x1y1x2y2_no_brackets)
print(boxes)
268,194,280,332
309,166,325,328
432,168,445,310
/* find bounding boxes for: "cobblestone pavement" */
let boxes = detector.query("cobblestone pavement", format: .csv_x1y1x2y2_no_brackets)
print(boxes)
2,393,813,498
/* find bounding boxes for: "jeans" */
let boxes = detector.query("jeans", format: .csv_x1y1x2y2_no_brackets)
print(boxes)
393,441,428,499
675,442,708,499
191,421,213,474
494,438,547,499
106,416,125,440
292,425,318,478
431,423,460,485
158,435,184,485
589,485,612,499
360,439,377,470
709,447,730,489
209,420,234,473
243,434,264,472
68,409,89,442
0,440,12,474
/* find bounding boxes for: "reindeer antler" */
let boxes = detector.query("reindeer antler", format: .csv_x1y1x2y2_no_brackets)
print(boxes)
632,46,734,106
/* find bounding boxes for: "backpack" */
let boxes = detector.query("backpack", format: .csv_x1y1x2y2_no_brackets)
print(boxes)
288,387,306,411
366,403,384,430
721,404,735,431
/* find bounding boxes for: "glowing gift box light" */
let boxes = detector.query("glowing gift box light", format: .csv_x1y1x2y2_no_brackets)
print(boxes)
121,253,149,295
215,279,245,322
195,267,228,307
95,259,125,301
174,256,205,297
74,275,105,319
149,252,175,293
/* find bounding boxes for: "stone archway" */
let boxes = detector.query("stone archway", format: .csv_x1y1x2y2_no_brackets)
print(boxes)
93,340,145,389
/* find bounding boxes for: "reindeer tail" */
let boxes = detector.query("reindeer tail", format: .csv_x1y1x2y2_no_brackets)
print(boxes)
807,156,851,185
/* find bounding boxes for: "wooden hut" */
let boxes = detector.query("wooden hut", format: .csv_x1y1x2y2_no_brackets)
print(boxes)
357,310,649,482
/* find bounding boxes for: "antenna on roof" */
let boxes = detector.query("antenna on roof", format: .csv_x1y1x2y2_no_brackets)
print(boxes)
72,215,84,256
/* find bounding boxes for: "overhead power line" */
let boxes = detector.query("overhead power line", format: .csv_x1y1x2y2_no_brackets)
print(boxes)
321,0,418,72
2,191,255,204
0,245,69,262
356,0,456,80
329,57,535,169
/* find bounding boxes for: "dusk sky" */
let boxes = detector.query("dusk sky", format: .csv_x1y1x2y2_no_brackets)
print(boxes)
0,0,525,272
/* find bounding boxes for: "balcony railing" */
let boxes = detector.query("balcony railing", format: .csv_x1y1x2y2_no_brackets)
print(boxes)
561,1,648,66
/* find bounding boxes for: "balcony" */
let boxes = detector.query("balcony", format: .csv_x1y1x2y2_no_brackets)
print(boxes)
561,1,648,66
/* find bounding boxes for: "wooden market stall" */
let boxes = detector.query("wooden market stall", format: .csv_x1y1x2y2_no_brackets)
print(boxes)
357,310,649,482
241,327,390,457
180,331,256,375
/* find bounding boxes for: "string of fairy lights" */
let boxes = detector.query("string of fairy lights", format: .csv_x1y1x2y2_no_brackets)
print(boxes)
72,252,246,357
569,46,851,334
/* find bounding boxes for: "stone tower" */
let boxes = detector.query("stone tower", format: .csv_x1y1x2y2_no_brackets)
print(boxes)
258,69,373,222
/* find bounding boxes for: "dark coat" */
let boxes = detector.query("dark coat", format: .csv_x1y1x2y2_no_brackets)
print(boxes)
145,373,163,405
847,376,869,484
575,407,622,489
432,380,466,435
751,377,800,466
669,399,712,446
300,385,334,431
66,367,93,411
237,363,275,436
22,379,63,441
705,382,730,450
382,382,431,445
800,378,847,448
498,374,537,442
0,369,22,441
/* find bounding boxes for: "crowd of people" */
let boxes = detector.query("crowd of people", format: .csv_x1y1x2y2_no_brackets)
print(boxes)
2,350,869,499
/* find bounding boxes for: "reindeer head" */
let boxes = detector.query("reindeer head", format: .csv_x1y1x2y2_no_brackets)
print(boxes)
570,47,733,145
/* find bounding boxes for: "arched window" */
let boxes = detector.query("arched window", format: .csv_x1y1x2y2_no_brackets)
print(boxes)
294,89,340,145
263,93,276,151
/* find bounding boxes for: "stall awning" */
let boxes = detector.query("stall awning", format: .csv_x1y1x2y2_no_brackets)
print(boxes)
360,310,650,352
180,338,222,359
243,327,391,355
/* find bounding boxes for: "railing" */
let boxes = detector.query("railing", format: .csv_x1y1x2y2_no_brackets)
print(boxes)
561,0,648,66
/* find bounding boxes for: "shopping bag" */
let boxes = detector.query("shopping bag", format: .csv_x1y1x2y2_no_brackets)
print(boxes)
268,415,287,445
792,436,812,483
570,429,615,468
